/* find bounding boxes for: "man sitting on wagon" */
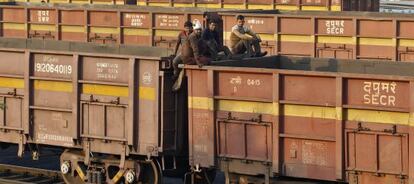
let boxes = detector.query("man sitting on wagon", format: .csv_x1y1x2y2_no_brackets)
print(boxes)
181,22,211,67
201,20,232,60
229,15,267,57
172,22,211,91
172,21,193,79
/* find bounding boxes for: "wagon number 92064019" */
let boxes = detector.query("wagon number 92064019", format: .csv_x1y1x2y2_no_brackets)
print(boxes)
35,63,72,75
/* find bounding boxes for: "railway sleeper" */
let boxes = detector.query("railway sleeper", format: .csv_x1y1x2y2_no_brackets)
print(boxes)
60,149,162,184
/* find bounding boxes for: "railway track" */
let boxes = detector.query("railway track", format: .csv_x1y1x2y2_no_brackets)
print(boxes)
0,163,63,184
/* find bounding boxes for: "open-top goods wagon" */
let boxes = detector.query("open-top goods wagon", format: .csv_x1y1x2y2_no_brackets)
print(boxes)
219,10,414,62
185,56,414,184
0,3,412,62
0,36,413,184
135,0,380,12
2,0,380,12
0,38,188,184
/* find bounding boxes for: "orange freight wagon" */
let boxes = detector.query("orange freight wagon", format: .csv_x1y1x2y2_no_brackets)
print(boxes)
1,4,413,62
185,56,414,184
0,38,185,184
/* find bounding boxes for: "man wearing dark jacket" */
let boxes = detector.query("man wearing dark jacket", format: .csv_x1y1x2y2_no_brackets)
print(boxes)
201,20,232,60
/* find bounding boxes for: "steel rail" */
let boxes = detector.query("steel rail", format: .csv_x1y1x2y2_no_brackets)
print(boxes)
0,163,63,184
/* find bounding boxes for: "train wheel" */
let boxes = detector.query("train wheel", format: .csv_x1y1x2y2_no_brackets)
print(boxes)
60,150,87,184
138,159,163,184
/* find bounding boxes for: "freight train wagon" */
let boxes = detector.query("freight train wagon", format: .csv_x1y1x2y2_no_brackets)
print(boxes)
219,10,414,62
3,0,380,12
0,4,412,62
381,1,414,13
136,0,379,11
185,56,414,184
0,38,188,184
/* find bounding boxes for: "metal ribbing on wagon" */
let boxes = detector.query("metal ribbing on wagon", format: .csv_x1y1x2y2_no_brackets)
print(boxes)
185,56,414,184
0,37,188,184
1,3,414,62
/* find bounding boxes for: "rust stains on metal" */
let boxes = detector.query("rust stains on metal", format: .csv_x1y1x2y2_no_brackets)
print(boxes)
185,56,414,183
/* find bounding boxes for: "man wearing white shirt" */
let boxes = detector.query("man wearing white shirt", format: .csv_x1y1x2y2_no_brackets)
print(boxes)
229,15,267,57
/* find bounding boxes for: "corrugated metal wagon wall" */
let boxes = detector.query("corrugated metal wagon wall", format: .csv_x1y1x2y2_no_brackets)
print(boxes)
0,42,182,158
0,5,411,62
4,0,380,11
0,5,207,50
185,57,414,184
221,12,414,62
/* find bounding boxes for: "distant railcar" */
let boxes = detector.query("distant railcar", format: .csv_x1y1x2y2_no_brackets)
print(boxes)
0,4,413,62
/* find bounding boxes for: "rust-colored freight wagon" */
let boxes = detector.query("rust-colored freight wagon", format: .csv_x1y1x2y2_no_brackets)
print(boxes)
136,0,379,11
6,0,380,11
0,4,211,48
185,57,414,184
219,11,414,61
0,4,412,62
0,38,186,184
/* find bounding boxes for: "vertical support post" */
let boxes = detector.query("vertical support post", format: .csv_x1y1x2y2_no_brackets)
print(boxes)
272,73,280,174
206,70,215,166
84,9,89,43
25,7,29,39
71,54,79,140
187,69,194,166
335,76,344,180
392,19,398,61
127,58,136,146
117,10,122,45
275,16,279,55
327,0,332,11
150,12,154,47
0,97,4,127
311,17,316,58
23,51,30,135
408,81,414,184
352,18,358,60
55,8,60,41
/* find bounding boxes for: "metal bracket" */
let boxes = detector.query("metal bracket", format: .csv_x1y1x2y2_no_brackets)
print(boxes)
84,140,91,166
110,97,120,105
223,160,230,184
119,144,126,169
227,112,233,120
357,122,370,132
252,114,262,123
89,33,117,44
7,88,17,96
28,31,55,39
241,159,252,164
89,95,98,102
17,134,24,157
349,171,359,184
384,124,397,134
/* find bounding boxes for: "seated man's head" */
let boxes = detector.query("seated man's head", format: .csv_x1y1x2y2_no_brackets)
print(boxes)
236,15,245,27
193,22,203,36
184,21,193,34
208,20,218,31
